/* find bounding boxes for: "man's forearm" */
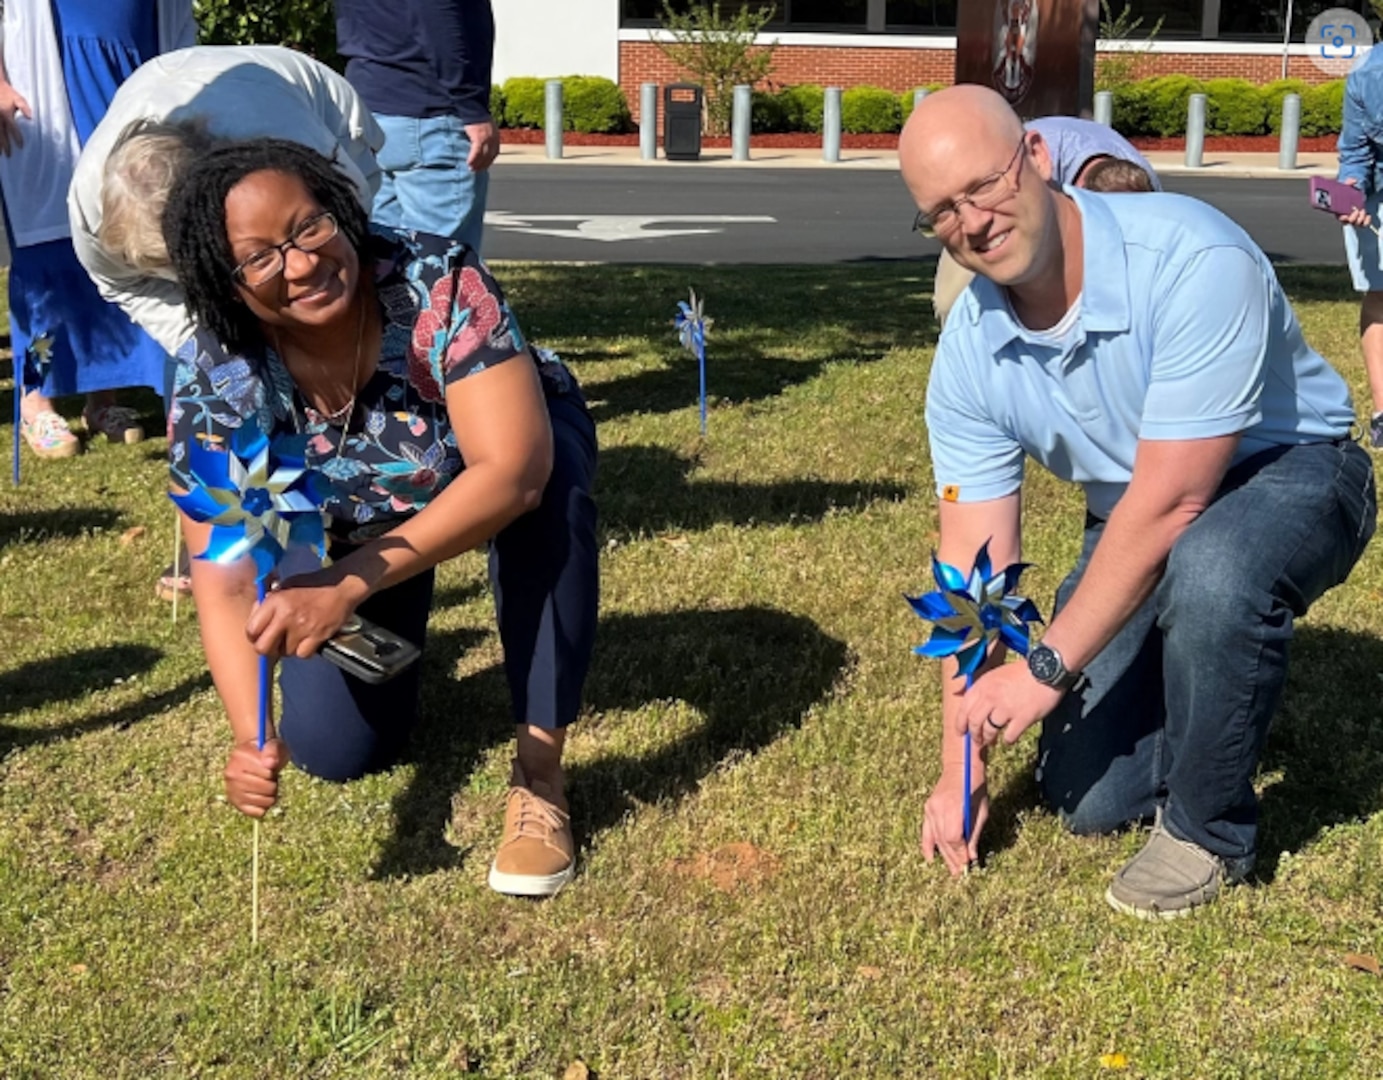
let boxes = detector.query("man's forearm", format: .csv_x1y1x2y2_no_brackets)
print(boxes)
1039,498,1198,674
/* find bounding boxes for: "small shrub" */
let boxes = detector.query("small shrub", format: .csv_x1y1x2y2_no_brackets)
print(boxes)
1140,74,1206,137
489,85,506,128
1110,80,1151,137
1262,78,1311,134
562,75,632,134
899,84,946,124
501,77,546,128
1205,78,1267,136
751,90,788,133
841,86,901,134
777,84,824,133
1301,80,1345,137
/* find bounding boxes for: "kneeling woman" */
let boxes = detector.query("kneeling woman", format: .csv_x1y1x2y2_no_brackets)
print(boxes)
162,140,597,897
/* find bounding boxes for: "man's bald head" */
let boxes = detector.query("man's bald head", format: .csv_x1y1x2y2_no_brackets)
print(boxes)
900,85,1028,212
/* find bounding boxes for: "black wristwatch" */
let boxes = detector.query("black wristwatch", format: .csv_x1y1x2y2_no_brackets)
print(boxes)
1027,642,1082,691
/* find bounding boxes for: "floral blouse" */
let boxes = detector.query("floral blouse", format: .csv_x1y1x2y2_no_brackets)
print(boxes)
169,231,574,545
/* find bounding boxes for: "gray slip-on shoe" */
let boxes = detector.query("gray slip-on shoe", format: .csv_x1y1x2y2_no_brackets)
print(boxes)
1105,821,1229,920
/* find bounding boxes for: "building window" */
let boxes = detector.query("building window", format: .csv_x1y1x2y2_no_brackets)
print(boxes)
885,0,958,31
1219,0,1371,41
1105,0,1202,37
621,0,870,30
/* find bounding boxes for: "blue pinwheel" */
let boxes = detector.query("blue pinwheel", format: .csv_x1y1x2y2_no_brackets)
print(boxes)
169,422,327,945
905,541,1044,848
170,424,328,583
674,289,713,437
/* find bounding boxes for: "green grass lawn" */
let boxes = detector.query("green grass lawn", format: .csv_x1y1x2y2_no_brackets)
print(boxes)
1,262,1381,1078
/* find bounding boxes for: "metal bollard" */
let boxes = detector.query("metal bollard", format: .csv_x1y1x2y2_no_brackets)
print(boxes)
640,82,658,160
732,84,752,161
544,79,563,160
1278,93,1301,171
912,87,929,114
1184,93,1206,169
823,86,842,163
1094,91,1113,127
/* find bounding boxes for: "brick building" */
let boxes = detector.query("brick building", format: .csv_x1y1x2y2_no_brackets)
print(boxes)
493,1,1375,120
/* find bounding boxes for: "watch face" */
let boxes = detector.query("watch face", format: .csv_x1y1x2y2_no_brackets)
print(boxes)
1030,645,1061,683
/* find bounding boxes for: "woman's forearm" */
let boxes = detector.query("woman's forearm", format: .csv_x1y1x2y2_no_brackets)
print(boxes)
191,563,275,745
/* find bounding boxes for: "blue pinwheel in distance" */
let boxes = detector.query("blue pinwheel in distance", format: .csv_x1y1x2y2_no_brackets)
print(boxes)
673,288,713,436
169,424,328,582
905,541,1044,688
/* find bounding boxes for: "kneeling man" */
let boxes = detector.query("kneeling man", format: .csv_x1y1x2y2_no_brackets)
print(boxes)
902,86,1376,918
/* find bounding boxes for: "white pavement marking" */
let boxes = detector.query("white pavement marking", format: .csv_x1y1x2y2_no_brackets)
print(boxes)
483,211,777,242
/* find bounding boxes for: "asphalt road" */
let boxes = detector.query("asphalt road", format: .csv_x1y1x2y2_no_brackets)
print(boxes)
482,165,1347,267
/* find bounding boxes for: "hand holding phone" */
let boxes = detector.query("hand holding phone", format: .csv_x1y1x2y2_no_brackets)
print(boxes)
1309,176,1377,233
321,615,421,684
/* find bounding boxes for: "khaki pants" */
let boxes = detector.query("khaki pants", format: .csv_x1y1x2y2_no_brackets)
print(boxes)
932,250,976,330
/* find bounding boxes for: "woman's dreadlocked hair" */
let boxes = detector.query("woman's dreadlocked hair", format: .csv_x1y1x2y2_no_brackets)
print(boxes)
161,138,370,356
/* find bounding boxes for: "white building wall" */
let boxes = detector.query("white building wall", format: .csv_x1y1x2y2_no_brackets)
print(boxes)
493,0,619,82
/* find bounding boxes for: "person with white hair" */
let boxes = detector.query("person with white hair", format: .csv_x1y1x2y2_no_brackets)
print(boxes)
66,43,384,600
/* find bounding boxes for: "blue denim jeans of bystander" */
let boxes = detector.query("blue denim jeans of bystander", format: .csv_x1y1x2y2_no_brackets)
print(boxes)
373,112,490,252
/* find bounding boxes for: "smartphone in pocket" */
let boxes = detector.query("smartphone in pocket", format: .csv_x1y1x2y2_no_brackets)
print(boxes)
321,616,421,685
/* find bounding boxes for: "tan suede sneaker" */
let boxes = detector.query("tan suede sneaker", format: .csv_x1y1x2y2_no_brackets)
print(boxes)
488,762,575,897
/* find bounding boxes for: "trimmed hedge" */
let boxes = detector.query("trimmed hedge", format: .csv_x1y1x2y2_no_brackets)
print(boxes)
1140,75,1206,137
1302,80,1346,137
841,86,901,134
489,85,506,128
498,75,631,134
899,84,946,124
751,90,789,133
1205,78,1268,136
1262,79,1311,135
777,84,825,134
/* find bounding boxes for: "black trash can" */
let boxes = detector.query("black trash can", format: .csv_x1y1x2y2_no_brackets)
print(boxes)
664,83,703,161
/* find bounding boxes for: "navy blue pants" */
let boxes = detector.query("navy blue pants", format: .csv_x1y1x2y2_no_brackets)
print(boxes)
278,390,599,781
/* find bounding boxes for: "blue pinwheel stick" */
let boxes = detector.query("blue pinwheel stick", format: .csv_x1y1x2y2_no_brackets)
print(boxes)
674,289,712,437
905,541,1043,856
169,423,326,945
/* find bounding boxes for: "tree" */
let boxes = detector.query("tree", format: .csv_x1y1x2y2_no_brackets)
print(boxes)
194,0,340,69
1096,0,1165,93
654,2,778,135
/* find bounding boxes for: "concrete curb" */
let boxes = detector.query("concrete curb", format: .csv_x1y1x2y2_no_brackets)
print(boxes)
494,144,1339,180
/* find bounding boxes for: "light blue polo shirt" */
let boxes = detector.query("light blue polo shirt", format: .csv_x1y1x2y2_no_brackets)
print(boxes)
926,187,1355,519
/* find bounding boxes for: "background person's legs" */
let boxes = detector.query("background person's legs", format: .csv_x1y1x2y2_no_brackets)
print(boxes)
373,113,488,253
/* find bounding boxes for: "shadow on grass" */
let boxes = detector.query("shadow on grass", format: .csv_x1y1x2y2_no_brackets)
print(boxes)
973,625,1383,879
504,264,939,359
369,606,848,879
584,352,829,423
598,444,909,537
0,645,210,752
1255,625,1383,881
0,507,123,550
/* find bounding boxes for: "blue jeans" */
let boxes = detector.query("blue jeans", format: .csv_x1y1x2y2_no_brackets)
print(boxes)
373,113,489,253
1036,439,1376,870
278,386,598,781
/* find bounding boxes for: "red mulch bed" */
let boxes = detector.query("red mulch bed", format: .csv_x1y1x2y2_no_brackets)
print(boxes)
499,129,1338,153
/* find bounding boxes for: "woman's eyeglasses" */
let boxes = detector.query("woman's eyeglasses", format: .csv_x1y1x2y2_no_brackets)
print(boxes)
232,211,339,286
912,138,1028,238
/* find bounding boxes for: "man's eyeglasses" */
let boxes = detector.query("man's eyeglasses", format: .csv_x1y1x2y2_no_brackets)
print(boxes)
912,137,1028,238
232,211,339,286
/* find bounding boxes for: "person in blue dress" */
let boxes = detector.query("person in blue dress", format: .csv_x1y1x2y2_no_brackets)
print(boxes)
0,0,191,460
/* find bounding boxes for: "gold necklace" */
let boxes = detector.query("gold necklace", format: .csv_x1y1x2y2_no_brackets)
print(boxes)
275,298,366,454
